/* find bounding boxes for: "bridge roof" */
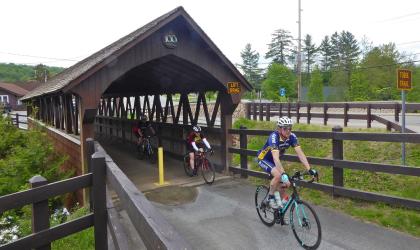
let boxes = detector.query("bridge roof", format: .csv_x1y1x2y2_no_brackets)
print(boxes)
22,6,251,100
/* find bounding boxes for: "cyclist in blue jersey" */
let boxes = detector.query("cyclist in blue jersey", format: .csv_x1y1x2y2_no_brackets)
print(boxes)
257,116,317,209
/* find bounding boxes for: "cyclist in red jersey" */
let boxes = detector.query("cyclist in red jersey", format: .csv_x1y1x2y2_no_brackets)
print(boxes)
186,125,213,175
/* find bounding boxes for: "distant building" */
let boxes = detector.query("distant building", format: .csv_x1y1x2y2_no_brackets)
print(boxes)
0,82,29,111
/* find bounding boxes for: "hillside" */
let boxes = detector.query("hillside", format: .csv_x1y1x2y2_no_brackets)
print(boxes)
0,63,64,83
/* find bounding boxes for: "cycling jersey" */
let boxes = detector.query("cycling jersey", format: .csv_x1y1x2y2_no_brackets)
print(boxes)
186,132,210,152
257,131,299,163
133,121,153,137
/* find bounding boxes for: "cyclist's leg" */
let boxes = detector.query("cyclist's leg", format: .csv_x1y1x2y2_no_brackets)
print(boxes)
257,159,275,196
189,152,195,170
270,167,282,196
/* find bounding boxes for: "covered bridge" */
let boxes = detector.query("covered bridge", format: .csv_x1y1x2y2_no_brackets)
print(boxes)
22,6,252,202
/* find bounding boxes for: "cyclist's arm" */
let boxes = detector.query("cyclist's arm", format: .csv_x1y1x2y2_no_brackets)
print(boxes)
294,146,311,171
202,138,211,149
191,142,199,151
138,129,144,137
149,125,156,135
271,149,285,174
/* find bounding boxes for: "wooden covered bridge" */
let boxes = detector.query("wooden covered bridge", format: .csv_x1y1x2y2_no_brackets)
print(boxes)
8,6,252,249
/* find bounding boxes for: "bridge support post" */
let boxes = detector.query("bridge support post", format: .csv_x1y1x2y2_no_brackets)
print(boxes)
239,126,248,178
332,126,344,197
29,175,51,250
266,103,270,121
91,152,107,250
86,138,95,211
367,104,372,128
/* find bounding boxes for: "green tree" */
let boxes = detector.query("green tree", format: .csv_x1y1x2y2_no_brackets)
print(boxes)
265,29,293,65
358,43,399,100
0,117,69,196
319,36,333,85
237,43,263,98
261,63,296,101
348,68,369,101
302,34,318,86
308,66,323,102
34,64,50,83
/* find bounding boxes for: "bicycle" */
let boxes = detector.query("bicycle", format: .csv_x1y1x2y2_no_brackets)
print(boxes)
137,135,157,164
183,149,215,184
255,171,322,250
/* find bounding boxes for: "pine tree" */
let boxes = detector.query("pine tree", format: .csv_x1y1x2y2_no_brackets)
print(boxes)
319,36,333,72
265,29,293,65
302,34,318,86
237,43,263,97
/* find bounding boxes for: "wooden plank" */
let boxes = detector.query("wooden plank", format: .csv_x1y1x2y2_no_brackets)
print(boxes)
333,186,420,210
106,188,129,250
105,161,191,249
0,214,93,250
0,174,92,213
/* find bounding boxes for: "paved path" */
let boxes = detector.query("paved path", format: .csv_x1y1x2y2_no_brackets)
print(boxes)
101,140,419,250
154,179,420,250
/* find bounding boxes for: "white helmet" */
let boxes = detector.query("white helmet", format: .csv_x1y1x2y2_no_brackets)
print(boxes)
192,125,201,132
277,116,293,127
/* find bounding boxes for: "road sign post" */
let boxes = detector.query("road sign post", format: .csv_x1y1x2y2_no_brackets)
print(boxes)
397,69,412,166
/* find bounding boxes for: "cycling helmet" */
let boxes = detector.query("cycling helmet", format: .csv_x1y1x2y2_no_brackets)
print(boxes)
277,116,293,127
192,125,201,132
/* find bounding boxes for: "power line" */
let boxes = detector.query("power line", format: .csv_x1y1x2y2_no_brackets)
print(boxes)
0,51,79,62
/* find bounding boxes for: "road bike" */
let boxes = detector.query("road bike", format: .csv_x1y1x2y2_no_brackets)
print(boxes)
183,149,215,184
137,135,157,164
255,171,322,250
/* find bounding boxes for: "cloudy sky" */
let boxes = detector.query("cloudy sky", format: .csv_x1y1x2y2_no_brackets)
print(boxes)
1,0,419,68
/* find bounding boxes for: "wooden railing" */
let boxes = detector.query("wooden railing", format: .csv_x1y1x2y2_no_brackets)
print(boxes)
228,127,420,210
9,113,28,129
0,139,191,250
245,102,420,133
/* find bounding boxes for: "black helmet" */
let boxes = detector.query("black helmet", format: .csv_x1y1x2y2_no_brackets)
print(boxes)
192,125,201,132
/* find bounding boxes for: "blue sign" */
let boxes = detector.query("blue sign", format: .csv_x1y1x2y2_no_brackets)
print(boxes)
280,88,286,97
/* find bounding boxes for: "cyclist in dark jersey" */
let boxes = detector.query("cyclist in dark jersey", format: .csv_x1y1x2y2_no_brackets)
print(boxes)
257,116,316,208
186,125,213,175
133,115,155,145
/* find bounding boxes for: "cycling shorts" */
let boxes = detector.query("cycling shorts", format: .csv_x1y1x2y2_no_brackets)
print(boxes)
258,159,275,174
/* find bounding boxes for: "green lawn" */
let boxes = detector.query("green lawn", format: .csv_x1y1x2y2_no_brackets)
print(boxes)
233,118,420,237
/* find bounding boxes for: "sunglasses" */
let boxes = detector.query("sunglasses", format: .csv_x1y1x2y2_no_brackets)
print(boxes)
282,126,292,131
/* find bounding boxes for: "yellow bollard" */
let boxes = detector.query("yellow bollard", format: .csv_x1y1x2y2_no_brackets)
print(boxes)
155,147,169,186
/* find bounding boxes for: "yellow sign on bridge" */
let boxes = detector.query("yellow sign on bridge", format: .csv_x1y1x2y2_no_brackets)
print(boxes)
227,82,241,94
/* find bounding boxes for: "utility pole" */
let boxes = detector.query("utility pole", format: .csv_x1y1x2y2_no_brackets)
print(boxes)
297,0,302,102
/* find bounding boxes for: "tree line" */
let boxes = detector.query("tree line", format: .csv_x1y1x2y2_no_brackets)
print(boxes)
0,63,63,83
237,29,420,102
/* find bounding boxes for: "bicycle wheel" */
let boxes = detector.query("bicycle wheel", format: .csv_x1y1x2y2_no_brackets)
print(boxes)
290,200,322,250
201,159,215,184
137,143,145,160
255,185,275,227
183,154,194,177
148,145,157,164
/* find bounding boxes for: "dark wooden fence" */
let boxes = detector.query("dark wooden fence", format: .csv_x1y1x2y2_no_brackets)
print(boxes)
0,139,191,250
229,126,420,210
245,102,420,133
9,113,28,129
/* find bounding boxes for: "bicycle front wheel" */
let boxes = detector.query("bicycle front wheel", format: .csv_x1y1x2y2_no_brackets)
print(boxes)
255,185,275,227
290,200,322,250
148,146,157,164
201,159,215,184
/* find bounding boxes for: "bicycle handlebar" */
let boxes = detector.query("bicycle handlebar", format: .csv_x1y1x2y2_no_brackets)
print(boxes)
290,171,319,183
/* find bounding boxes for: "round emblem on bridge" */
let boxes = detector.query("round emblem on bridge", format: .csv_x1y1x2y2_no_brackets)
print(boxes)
163,33,178,49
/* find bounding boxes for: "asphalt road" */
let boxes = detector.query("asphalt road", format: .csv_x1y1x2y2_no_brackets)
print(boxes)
153,178,420,250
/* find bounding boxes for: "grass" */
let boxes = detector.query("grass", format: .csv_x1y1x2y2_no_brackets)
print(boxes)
233,118,420,237
51,207,94,250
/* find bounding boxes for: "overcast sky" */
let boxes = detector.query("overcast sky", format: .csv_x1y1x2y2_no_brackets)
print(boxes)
1,0,419,68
